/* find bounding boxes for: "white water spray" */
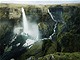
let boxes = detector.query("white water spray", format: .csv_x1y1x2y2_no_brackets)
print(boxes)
21,7,39,46
22,7,29,34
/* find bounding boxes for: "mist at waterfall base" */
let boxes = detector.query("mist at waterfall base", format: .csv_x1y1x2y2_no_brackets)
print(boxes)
14,8,40,47
23,22,39,47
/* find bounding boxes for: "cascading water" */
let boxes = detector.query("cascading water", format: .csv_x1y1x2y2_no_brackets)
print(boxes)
47,9,66,40
40,8,65,40
21,7,39,46
22,7,29,34
48,9,57,39
40,9,58,40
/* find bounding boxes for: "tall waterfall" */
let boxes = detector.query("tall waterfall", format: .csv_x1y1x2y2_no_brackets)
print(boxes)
22,7,29,34
21,8,39,46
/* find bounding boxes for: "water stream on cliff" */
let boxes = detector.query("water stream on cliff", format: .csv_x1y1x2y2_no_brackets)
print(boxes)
40,9,58,40
48,9,57,39
41,9,66,40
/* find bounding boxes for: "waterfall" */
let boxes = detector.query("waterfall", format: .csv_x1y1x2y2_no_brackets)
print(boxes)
21,8,39,46
39,9,58,41
48,9,58,39
47,9,66,40
22,7,29,34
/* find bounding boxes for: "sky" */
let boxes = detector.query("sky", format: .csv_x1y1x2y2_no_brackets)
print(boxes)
0,0,80,4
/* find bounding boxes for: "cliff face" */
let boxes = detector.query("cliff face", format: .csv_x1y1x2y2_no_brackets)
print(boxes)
0,5,55,38
0,5,56,58
0,4,80,60
0,7,21,19
9,8,21,19
57,6,80,52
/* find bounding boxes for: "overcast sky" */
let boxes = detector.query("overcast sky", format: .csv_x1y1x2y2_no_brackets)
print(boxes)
0,0,80,4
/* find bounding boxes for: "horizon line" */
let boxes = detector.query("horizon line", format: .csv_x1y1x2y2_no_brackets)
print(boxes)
0,1,80,5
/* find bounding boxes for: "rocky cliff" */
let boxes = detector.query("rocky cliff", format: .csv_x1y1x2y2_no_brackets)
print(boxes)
0,4,80,60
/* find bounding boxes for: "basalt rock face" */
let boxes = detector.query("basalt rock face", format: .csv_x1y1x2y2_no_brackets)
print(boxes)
57,6,80,52
0,7,21,44
17,5,80,60
0,5,56,59
0,5,55,38
0,4,80,60
0,7,20,19
24,6,55,38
